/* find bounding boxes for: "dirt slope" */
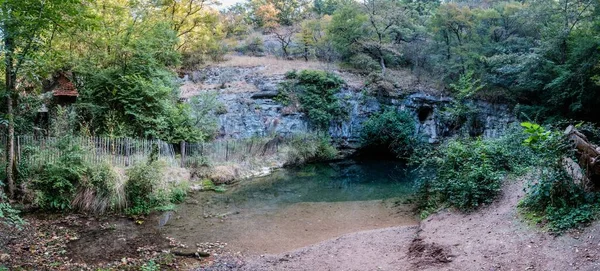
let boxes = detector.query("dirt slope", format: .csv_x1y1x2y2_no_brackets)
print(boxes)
201,179,600,271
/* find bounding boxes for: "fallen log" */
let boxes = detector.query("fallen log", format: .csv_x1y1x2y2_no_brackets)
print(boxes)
564,125,600,188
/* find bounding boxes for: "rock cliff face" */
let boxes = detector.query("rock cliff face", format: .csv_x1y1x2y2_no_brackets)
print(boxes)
181,67,516,145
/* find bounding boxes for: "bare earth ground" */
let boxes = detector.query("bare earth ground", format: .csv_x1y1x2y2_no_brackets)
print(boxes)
4,178,600,270
163,198,417,256
201,179,600,271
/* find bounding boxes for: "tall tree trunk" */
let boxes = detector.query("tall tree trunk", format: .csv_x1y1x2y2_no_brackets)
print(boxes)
4,36,15,199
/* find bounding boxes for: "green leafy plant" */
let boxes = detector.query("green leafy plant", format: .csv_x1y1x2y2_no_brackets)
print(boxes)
286,134,338,164
521,122,551,147
416,128,534,214
360,108,416,158
519,122,600,232
125,161,175,215
440,71,486,136
33,136,88,210
141,260,160,271
0,189,25,228
279,70,347,129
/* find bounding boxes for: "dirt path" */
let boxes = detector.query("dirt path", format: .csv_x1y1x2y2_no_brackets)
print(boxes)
203,179,600,271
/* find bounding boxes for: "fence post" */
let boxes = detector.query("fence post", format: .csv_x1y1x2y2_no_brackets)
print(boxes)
180,141,186,168
225,140,229,162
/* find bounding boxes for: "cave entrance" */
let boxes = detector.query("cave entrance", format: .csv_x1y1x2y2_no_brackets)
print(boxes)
417,106,433,123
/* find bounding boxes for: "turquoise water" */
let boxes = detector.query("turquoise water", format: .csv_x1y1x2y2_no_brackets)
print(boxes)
209,160,417,210
163,159,418,254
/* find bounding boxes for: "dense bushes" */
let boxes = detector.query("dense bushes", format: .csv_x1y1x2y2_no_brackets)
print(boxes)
26,134,184,215
33,136,89,210
416,128,535,215
286,134,338,164
0,188,24,227
519,123,600,232
360,109,416,158
125,161,170,215
279,70,347,129
73,163,124,214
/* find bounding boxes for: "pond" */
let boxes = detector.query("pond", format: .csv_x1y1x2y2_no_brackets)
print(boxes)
161,160,419,255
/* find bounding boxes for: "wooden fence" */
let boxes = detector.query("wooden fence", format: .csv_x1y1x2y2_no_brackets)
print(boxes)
180,136,290,167
0,133,311,169
15,135,178,167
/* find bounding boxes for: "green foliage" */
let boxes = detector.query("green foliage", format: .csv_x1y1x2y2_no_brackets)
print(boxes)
519,122,600,232
360,109,416,158
287,135,338,164
0,190,25,228
169,184,188,204
521,122,551,147
280,70,347,129
162,103,205,144
328,2,367,62
188,92,224,140
416,129,535,213
314,0,346,15
124,161,173,215
201,179,227,193
141,260,160,271
520,166,599,232
441,71,485,136
33,136,88,210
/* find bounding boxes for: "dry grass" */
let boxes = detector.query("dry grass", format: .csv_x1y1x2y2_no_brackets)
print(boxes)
180,80,259,98
198,55,444,95
214,55,336,76
72,165,127,214
208,165,242,184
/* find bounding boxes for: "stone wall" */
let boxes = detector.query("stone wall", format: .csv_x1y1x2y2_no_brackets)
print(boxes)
181,67,516,145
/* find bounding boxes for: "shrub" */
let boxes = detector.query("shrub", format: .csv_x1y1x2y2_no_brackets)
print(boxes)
169,182,189,204
360,109,416,158
0,189,24,228
237,35,265,56
519,123,600,232
346,54,380,73
125,161,170,215
72,163,125,214
33,136,88,210
286,134,338,164
279,70,347,129
416,129,534,214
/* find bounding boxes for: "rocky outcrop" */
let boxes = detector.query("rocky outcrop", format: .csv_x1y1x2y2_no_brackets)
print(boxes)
181,67,516,144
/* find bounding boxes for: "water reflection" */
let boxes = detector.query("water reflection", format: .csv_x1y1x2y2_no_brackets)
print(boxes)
208,160,416,210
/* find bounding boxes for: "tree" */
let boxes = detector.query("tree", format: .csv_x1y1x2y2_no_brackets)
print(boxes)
158,0,226,67
69,0,200,142
430,3,475,78
250,0,310,28
222,3,252,37
314,0,347,15
273,26,298,59
0,0,85,198
361,0,408,76
328,1,367,62
253,1,280,31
